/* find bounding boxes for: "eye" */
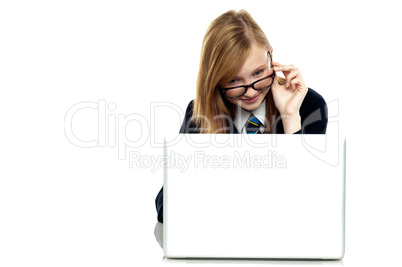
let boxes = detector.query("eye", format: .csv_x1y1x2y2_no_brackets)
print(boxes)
228,78,239,85
253,70,263,77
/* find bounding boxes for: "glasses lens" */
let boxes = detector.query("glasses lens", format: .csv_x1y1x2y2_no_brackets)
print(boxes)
225,87,246,98
254,76,273,90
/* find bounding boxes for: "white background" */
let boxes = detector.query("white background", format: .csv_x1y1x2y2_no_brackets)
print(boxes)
1,0,401,266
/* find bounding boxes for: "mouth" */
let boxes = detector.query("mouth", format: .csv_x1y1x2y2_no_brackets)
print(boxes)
241,94,260,104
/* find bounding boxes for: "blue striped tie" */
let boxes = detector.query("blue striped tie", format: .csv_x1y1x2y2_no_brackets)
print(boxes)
245,114,262,134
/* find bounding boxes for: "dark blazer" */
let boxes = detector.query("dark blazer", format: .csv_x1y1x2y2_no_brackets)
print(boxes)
155,88,328,223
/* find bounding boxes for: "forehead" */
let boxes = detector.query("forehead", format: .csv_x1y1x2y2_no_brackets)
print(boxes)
236,44,268,77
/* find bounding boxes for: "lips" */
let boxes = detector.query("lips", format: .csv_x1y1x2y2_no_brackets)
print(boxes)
241,94,260,104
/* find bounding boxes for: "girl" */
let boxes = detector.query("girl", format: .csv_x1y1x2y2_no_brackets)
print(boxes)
156,10,328,223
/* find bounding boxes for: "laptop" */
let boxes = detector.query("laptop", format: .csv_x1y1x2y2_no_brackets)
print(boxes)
163,134,346,259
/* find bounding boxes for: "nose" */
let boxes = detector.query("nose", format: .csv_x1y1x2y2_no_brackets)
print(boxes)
243,85,258,98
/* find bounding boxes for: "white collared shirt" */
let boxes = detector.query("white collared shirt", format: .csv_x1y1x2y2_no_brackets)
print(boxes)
233,99,266,134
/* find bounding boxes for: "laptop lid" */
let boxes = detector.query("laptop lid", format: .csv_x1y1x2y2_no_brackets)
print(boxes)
163,134,345,259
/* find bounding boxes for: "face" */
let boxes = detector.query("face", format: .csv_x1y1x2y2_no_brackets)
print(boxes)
223,44,273,111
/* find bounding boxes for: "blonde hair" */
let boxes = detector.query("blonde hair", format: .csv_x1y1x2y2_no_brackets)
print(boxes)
193,9,284,133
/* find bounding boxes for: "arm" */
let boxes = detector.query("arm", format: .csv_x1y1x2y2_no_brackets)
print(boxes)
155,100,196,223
179,100,200,134
155,187,164,223
296,88,328,134
271,62,308,134
273,88,328,134
270,61,327,134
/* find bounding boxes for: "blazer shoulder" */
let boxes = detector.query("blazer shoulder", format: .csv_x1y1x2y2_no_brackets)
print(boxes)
300,88,327,115
185,100,195,116
180,99,199,133
304,88,326,107
299,88,328,134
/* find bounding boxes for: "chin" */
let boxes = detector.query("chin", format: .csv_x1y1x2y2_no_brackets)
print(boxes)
239,103,253,111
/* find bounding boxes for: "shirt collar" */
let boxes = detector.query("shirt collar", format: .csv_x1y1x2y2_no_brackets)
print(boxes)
233,99,266,133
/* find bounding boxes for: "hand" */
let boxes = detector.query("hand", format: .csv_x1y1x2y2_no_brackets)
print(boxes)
271,62,308,117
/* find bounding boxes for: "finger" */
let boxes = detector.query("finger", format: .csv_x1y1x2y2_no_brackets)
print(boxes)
273,64,296,72
271,61,288,71
271,61,282,67
290,78,301,91
271,72,279,90
271,72,283,91
290,78,307,94
285,69,300,87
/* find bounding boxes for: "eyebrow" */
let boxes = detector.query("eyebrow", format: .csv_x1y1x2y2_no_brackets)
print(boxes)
234,63,268,79
252,64,268,73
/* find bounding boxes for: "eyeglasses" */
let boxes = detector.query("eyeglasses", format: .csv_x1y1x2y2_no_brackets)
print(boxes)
219,51,275,99
219,71,276,99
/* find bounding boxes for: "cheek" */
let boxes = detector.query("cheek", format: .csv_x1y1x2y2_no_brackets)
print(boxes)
225,97,241,108
260,89,269,98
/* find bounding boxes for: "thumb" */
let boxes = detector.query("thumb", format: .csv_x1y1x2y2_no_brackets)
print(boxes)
271,72,282,91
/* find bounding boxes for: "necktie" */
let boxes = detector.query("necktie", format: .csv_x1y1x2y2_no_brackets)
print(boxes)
245,114,262,134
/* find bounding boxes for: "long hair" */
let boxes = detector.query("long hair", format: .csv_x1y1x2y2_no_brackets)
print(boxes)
193,10,284,133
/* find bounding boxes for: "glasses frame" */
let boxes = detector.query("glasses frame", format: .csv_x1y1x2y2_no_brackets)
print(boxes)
219,52,276,99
